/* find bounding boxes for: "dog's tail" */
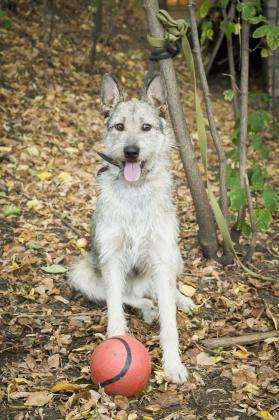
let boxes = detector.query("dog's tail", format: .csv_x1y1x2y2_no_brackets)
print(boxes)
68,253,104,301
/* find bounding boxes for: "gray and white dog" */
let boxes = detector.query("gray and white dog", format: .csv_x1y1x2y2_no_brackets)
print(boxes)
68,74,195,383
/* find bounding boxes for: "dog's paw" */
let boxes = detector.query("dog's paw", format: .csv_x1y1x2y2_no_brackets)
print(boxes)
107,321,127,338
163,360,189,384
142,300,158,324
178,296,196,313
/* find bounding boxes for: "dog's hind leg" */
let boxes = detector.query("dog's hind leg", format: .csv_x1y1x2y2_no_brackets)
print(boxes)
176,290,196,313
68,253,105,302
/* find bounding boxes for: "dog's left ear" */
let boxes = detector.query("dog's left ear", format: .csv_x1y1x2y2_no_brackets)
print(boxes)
141,74,167,111
101,74,124,111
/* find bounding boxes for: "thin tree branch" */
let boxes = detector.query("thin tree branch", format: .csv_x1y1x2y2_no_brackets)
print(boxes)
188,0,233,264
238,15,250,230
222,0,239,120
202,330,279,349
206,28,224,77
206,0,238,77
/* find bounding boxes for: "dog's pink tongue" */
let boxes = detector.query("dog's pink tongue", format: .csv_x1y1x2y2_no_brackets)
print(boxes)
124,161,141,182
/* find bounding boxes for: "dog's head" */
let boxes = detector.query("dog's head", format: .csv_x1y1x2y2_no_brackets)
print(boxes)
100,74,170,183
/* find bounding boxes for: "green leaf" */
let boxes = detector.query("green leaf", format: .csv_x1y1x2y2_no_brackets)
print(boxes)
254,208,272,231
220,21,236,37
248,15,266,25
201,21,213,43
237,220,252,236
252,25,268,39
250,133,262,149
229,186,247,211
263,187,278,213
226,166,241,189
41,264,67,274
248,110,269,133
3,205,21,216
223,89,234,102
237,3,256,21
266,27,279,51
250,165,265,189
219,0,229,7
4,19,11,29
260,48,269,58
26,241,42,250
198,0,211,18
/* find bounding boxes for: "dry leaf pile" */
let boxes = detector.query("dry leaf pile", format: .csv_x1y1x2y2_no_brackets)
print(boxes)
0,1,278,419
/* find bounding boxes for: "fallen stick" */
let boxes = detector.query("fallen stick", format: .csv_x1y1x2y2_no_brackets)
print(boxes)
201,330,279,349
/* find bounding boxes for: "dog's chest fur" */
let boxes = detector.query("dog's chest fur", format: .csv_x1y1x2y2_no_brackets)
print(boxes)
92,168,177,275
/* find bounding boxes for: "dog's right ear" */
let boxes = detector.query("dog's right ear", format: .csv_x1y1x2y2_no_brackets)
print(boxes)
101,74,123,112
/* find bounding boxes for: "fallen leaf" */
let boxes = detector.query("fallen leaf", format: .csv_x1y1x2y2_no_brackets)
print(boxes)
27,198,43,211
48,354,60,369
114,395,129,410
256,411,275,420
145,404,162,413
242,383,259,394
41,264,67,274
232,348,250,360
179,283,196,297
36,171,52,181
58,171,72,183
25,391,52,407
51,381,88,393
115,410,128,420
196,352,216,366
3,205,21,216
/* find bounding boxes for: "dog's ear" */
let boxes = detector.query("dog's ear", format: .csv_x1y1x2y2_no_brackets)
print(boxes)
101,74,123,111
142,74,167,110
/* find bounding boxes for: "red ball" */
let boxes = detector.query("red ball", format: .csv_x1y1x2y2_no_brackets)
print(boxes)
90,335,151,396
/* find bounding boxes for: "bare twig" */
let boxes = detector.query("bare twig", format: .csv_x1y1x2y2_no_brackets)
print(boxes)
143,0,219,259
238,14,251,227
188,0,233,264
222,0,239,120
205,28,224,77
206,0,238,77
202,330,279,349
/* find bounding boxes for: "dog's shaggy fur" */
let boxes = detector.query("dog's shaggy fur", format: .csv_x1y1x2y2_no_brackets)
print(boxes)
68,74,195,383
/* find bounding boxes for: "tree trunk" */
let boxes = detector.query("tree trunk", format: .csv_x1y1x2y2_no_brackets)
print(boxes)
188,0,233,264
143,0,219,259
43,0,51,86
90,0,103,70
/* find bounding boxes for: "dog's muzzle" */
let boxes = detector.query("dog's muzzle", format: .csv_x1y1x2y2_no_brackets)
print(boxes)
123,145,142,182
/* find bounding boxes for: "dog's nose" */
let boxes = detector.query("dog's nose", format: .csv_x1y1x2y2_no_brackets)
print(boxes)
124,145,140,160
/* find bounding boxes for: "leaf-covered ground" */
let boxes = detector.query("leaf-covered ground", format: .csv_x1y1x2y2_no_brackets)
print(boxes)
0,1,278,419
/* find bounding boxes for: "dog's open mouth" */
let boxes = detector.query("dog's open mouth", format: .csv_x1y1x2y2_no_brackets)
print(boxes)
123,161,145,182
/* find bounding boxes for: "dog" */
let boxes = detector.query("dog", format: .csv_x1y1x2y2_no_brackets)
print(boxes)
68,74,195,383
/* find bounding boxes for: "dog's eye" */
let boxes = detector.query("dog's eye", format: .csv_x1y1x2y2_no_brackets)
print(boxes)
115,123,124,131
142,123,152,132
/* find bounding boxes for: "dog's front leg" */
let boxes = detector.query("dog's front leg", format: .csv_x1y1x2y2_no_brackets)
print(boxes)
102,260,127,337
154,265,189,384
